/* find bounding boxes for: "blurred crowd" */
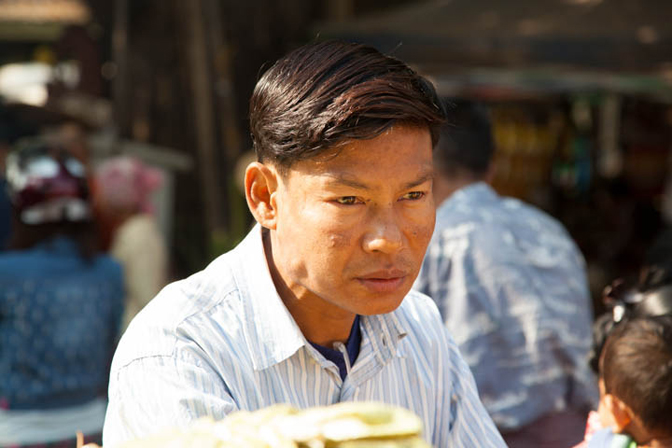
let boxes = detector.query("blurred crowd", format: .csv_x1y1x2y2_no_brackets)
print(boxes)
415,102,672,448
0,100,168,447
0,96,671,448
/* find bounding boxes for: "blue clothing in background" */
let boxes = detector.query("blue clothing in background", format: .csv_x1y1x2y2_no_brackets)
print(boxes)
0,237,124,409
414,182,598,430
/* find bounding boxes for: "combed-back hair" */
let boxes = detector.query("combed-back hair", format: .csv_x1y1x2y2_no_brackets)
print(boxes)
249,40,445,172
601,315,672,436
434,100,494,178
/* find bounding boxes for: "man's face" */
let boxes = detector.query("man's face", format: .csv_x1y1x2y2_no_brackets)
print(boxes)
269,125,435,317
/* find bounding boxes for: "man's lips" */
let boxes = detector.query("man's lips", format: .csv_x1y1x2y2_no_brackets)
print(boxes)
358,269,407,280
356,270,408,293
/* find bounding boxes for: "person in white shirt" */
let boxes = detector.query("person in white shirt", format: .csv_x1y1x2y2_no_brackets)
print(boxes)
103,40,505,448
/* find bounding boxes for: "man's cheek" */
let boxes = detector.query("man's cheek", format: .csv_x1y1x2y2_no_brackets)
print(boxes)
408,215,435,246
327,232,352,249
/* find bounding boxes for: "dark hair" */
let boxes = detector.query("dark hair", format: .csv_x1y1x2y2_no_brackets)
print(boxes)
5,137,99,259
249,40,445,172
589,241,672,373
600,315,672,436
434,100,494,178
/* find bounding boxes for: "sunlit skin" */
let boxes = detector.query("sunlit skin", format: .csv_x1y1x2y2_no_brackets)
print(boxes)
598,378,618,430
245,125,435,346
597,378,672,447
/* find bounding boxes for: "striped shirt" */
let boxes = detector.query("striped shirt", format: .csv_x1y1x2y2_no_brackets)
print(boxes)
103,225,505,447
414,182,598,430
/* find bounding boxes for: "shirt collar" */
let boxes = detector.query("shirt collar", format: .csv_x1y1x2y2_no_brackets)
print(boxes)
230,224,409,371
365,312,408,361
231,224,306,371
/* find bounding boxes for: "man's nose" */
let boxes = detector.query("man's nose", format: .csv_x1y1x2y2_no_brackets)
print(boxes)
362,209,404,254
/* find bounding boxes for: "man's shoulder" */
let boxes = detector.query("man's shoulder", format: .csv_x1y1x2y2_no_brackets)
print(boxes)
112,252,243,366
434,192,505,239
500,196,566,230
436,192,569,243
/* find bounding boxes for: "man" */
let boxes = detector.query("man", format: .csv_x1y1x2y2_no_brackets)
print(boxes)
103,41,505,447
414,101,598,447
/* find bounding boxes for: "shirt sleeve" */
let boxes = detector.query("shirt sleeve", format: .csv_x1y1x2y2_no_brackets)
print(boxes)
102,354,238,447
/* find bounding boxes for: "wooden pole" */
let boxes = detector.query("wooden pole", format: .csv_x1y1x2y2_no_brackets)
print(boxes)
111,0,129,135
177,0,225,240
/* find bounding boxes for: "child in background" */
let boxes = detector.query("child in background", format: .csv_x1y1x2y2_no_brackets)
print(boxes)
576,235,672,448
587,315,672,447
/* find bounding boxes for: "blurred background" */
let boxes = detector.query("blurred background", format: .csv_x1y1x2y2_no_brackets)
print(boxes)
1,0,671,312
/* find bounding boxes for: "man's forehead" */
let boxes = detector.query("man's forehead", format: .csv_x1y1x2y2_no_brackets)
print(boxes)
323,162,434,181
280,125,433,181
285,160,434,190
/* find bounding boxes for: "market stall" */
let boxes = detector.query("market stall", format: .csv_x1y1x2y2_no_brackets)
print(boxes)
316,0,672,308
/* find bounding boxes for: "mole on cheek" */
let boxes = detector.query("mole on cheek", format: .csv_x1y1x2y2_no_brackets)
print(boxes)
413,225,433,242
328,233,350,248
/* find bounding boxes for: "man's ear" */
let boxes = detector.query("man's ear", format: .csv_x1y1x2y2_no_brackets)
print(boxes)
603,393,633,433
245,162,279,230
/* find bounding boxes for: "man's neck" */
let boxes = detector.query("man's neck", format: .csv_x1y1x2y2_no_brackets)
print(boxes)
262,229,356,347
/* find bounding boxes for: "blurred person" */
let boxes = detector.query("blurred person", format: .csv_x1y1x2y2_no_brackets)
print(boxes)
48,121,90,167
103,40,506,447
0,102,92,251
0,102,37,251
0,138,124,447
586,316,672,447
94,156,168,332
414,101,598,447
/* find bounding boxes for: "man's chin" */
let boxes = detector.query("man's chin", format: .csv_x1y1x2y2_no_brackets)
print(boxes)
351,291,408,316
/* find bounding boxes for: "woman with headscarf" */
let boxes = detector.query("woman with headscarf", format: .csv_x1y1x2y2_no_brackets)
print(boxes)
0,138,124,447
94,156,168,332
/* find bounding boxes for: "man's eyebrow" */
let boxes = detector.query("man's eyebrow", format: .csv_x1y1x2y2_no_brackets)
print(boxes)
324,175,371,190
324,167,434,191
402,169,435,190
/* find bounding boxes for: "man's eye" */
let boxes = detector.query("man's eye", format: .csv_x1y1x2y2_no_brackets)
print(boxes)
401,191,425,201
336,196,359,205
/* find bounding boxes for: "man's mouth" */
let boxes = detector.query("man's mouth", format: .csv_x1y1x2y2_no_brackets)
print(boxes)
356,270,408,293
